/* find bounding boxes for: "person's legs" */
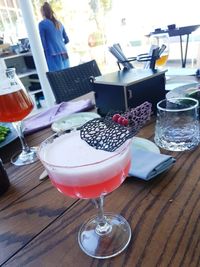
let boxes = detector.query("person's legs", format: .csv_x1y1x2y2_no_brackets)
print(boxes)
46,54,61,71
46,54,70,71
61,54,70,69
62,58,70,69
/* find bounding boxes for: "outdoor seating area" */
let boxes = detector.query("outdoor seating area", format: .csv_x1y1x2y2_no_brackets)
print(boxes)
1,57,200,265
1,1,200,267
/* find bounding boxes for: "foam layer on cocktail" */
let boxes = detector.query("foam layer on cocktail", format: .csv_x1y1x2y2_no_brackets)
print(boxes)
40,131,131,198
44,131,117,166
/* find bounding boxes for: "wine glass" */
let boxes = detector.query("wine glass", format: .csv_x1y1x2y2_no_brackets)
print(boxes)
150,32,170,68
0,68,38,166
38,129,132,259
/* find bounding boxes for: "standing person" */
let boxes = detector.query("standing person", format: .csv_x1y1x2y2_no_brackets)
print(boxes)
39,2,70,71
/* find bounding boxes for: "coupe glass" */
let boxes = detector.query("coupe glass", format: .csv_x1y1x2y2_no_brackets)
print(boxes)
0,68,38,166
38,130,132,259
150,32,169,67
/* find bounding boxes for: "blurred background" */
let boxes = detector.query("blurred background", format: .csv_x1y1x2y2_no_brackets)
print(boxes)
0,0,199,73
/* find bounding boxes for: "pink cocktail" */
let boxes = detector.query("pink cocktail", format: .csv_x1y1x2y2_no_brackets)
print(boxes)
38,129,132,259
39,131,131,199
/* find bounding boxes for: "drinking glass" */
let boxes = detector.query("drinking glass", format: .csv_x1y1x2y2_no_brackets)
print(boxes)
38,130,132,259
0,68,38,166
154,97,199,151
150,32,169,67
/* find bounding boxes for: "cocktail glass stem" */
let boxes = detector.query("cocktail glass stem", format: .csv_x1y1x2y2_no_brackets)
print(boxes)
11,121,38,166
78,195,131,259
93,196,112,235
14,121,30,153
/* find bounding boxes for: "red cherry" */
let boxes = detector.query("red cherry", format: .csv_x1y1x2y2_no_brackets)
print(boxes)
122,118,129,126
112,114,121,122
117,116,124,125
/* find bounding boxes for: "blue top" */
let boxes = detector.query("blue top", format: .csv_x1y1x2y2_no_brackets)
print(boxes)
39,19,69,57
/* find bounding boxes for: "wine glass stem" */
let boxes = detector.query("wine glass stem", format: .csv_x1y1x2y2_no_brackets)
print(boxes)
13,121,31,153
93,196,112,235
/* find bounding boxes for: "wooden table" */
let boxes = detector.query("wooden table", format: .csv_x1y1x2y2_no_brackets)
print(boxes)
1,115,200,267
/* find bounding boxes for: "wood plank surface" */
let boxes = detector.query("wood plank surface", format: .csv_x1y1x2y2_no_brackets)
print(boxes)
0,128,54,210
0,181,78,265
1,107,200,266
3,145,200,267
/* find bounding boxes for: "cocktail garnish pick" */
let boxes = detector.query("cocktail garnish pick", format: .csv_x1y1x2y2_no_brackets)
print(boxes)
80,101,152,152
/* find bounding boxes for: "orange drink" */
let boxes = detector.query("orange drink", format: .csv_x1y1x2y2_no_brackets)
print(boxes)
0,68,37,166
156,54,168,66
0,89,33,122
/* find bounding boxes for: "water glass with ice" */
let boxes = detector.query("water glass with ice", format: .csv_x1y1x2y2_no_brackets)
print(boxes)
154,97,199,151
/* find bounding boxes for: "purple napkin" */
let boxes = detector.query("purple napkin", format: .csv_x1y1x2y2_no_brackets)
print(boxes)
23,99,94,135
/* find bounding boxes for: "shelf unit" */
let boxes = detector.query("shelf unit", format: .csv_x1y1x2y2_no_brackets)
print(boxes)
0,52,46,112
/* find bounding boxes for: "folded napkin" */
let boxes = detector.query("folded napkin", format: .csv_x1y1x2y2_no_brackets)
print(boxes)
23,99,94,135
128,147,176,180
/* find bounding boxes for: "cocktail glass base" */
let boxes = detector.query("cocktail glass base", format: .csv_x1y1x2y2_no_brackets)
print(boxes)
11,147,38,166
78,212,131,259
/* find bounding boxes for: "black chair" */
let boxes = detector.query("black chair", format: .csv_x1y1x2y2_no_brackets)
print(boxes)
46,60,101,103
